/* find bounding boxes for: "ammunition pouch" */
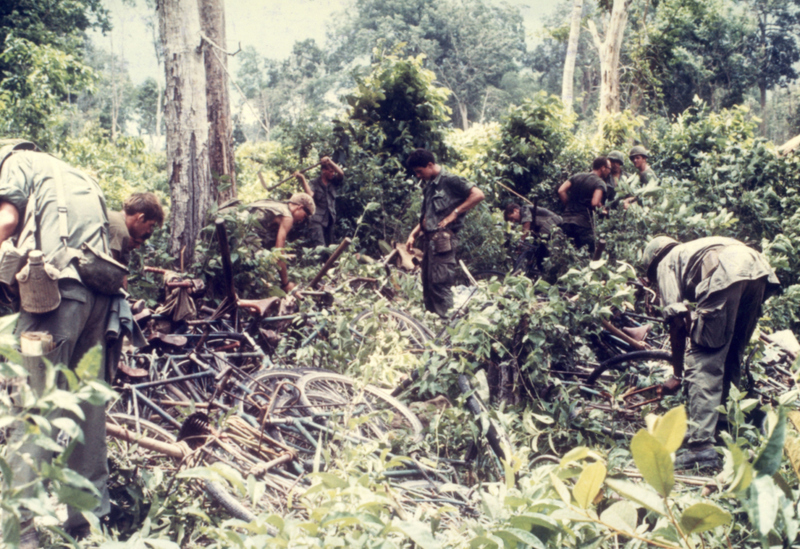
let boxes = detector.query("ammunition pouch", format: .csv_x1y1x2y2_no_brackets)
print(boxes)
431,229,454,254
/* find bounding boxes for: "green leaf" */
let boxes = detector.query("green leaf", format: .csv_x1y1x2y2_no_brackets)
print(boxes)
495,528,546,549
726,443,753,493
652,406,687,454
560,446,589,467
312,472,347,489
572,462,606,509
0,313,19,335
630,430,674,496
745,475,780,537
57,485,98,511
679,502,732,534
550,472,571,505
600,500,638,534
394,519,442,549
74,345,102,381
754,408,786,477
605,478,666,515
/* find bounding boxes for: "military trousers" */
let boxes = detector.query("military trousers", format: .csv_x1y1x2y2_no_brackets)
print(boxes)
8,279,112,529
308,215,335,248
560,223,595,254
684,277,767,445
421,234,458,318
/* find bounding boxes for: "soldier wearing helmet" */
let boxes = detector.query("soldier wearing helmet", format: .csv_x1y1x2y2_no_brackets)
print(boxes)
603,150,626,204
643,235,780,470
219,192,315,292
620,145,658,209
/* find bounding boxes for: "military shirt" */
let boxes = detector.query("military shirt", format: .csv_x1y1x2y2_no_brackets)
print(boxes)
0,151,110,282
639,167,658,186
561,172,605,228
245,200,292,248
108,211,131,265
519,205,562,233
657,236,780,320
309,176,339,227
420,170,475,233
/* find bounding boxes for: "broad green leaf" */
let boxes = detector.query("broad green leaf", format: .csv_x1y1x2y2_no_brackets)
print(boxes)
550,472,571,505
572,462,606,509
560,446,589,467
0,313,18,335
652,406,687,453
605,478,666,515
321,513,362,528
679,502,732,534
630,430,674,496
75,345,102,381
495,528,546,549
394,519,442,549
726,443,753,493
754,408,786,477
508,513,558,532
746,474,780,537
600,500,638,534
57,485,98,511
0,456,11,488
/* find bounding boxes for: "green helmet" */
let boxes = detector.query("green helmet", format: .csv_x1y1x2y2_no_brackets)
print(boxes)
642,236,679,280
629,145,649,159
607,150,625,164
289,192,316,217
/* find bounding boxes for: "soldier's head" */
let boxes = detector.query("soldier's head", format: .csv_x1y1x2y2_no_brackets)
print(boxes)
288,192,315,223
607,151,624,176
320,156,341,183
629,145,650,172
504,203,522,223
123,192,164,249
642,235,679,281
592,156,611,177
406,148,440,181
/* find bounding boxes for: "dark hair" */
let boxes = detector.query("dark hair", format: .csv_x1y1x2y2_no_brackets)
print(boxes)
592,156,609,171
123,192,165,225
406,148,436,170
503,202,521,221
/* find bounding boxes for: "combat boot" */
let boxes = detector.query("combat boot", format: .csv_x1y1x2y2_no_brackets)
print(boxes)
673,443,720,471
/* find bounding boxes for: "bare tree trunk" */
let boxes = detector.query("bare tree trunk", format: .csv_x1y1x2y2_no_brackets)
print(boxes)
458,102,469,130
561,0,583,113
109,32,119,141
588,0,629,130
199,0,237,202
158,0,211,266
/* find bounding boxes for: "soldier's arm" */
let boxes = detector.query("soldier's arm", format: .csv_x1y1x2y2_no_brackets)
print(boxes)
406,223,422,252
437,186,485,229
590,187,604,208
557,180,571,205
322,157,344,181
294,172,312,196
274,216,294,290
0,201,19,243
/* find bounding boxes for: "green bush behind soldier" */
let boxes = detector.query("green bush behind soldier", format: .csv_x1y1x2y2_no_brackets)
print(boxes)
404,148,485,318
294,156,344,249
643,235,780,470
557,156,610,254
0,140,137,544
219,192,315,292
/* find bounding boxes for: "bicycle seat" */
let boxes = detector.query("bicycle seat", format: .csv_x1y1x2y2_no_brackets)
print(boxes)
622,324,652,343
237,297,280,318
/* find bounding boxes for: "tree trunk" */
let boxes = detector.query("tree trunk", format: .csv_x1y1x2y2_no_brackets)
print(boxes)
458,102,469,130
158,0,211,267
588,0,629,130
561,0,583,113
199,0,237,202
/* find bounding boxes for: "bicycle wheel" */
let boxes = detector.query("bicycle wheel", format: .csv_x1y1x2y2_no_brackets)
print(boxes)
457,375,512,464
350,308,433,349
297,372,424,445
586,350,673,385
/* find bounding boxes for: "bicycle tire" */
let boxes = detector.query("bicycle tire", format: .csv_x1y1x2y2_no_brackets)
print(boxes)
350,308,433,349
457,375,511,464
586,350,674,385
297,372,424,444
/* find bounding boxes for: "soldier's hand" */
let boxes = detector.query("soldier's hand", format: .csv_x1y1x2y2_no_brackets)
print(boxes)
661,376,682,395
292,171,303,180
437,212,456,228
282,281,296,292
320,156,332,167
406,235,416,252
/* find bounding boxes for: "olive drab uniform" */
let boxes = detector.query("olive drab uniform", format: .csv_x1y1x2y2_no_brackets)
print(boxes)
1,150,120,530
560,172,605,253
220,199,293,249
308,175,339,248
419,171,475,317
655,237,779,445
108,211,131,265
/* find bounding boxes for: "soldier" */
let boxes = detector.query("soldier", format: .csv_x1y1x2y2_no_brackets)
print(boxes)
294,156,344,248
604,150,626,205
622,145,658,209
503,202,562,237
557,157,610,253
643,236,780,469
108,192,165,267
0,140,124,544
404,148,484,318
222,193,315,292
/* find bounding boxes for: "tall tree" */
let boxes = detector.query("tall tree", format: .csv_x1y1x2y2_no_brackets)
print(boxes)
158,0,211,265
561,0,584,113
587,0,630,126
200,0,236,202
